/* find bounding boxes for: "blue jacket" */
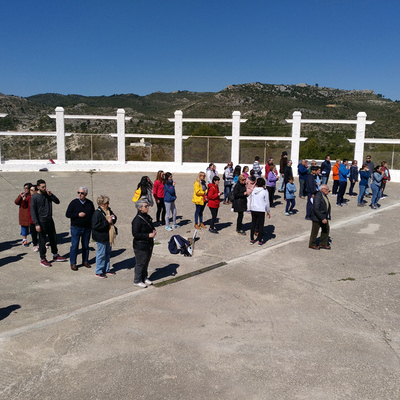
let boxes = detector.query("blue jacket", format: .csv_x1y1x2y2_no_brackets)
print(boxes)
339,164,349,182
285,182,296,199
298,163,308,180
359,170,369,186
164,182,177,203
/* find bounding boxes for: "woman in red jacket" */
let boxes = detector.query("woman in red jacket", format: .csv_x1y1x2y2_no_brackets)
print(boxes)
14,182,32,247
207,176,221,234
153,170,166,225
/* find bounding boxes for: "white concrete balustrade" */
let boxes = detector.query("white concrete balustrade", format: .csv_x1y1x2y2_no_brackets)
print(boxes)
0,109,399,181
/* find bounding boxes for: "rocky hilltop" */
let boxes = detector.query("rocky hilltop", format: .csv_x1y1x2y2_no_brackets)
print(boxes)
0,83,399,161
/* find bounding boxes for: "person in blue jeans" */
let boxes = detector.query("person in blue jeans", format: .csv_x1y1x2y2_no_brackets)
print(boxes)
337,159,350,207
370,165,384,209
285,177,296,215
66,187,95,271
320,155,331,185
297,159,308,198
357,164,369,206
92,195,117,278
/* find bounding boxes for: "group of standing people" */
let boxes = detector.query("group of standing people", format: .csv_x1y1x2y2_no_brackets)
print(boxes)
14,153,391,286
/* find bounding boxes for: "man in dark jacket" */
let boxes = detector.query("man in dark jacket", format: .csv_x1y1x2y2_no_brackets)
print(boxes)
297,159,308,198
278,151,288,192
309,184,331,250
66,186,95,271
305,166,318,220
31,179,67,267
132,199,157,288
364,155,374,196
320,155,331,185
283,160,293,199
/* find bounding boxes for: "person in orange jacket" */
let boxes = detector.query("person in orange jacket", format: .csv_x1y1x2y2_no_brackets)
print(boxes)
331,159,341,196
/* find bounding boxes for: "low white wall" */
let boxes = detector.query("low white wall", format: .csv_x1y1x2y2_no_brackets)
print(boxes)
1,160,400,182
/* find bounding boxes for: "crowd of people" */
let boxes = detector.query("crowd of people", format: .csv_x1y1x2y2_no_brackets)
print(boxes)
14,153,391,286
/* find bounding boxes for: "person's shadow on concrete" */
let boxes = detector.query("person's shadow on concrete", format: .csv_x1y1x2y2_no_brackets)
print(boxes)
0,253,27,268
0,304,21,321
0,239,23,252
149,263,179,281
113,256,135,271
215,221,232,231
263,225,276,243
88,249,126,269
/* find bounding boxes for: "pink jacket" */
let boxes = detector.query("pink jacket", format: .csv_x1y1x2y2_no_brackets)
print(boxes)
153,180,164,199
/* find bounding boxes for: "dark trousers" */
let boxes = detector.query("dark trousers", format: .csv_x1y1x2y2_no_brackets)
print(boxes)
309,220,330,247
267,186,275,207
29,223,38,246
156,198,166,223
251,211,265,242
209,207,218,229
349,181,356,195
38,219,58,260
285,198,295,213
332,180,339,195
236,211,244,231
133,244,153,284
299,179,306,197
337,181,347,204
306,193,313,218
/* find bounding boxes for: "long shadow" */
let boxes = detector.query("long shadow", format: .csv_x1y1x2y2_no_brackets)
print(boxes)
0,253,27,268
55,231,70,245
0,239,23,252
88,248,126,268
113,256,135,271
262,224,276,243
176,219,191,227
0,304,21,321
215,221,232,231
149,263,180,281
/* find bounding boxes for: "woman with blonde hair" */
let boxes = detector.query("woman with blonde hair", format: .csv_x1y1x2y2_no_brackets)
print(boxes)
92,195,117,278
192,171,207,229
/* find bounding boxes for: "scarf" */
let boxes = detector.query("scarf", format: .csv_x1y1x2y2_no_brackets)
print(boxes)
100,206,116,245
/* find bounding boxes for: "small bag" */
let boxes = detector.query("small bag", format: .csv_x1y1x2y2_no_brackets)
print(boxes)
132,188,141,202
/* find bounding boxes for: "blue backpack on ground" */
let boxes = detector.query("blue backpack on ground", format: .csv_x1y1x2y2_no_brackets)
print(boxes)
168,235,191,256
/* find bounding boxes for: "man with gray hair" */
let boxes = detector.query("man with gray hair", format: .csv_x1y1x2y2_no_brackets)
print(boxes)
309,184,331,250
66,187,95,271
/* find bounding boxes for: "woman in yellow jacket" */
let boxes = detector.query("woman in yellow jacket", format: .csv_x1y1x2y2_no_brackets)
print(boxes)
192,172,207,229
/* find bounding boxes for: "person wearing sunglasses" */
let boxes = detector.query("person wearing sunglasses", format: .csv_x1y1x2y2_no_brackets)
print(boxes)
66,187,95,271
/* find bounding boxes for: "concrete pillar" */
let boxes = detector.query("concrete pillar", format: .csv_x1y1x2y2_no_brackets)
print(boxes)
117,109,126,164
290,111,302,169
174,110,183,164
55,107,65,164
354,112,367,166
231,111,241,166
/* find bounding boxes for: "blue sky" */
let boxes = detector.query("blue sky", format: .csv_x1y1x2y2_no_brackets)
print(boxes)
1,0,400,100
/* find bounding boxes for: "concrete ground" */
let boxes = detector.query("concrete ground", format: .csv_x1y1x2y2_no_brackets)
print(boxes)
0,171,400,400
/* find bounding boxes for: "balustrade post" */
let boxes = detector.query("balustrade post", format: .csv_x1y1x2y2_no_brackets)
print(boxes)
354,112,367,166
290,111,302,169
55,107,66,164
231,111,241,166
117,109,126,164
174,110,183,164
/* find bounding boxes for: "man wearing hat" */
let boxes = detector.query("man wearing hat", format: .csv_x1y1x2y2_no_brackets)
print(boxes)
278,151,288,192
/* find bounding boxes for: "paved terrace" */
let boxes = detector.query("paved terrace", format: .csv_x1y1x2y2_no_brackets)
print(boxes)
0,171,400,400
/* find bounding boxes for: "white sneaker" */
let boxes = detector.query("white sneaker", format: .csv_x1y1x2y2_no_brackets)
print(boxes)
134,282,147,288
144,279,153,285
